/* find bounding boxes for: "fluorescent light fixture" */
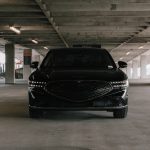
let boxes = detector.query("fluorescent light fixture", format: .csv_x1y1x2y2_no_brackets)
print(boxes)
120,57,123,60
32,40,38,44
10,26,21,34
44,46,48,50
126,52,130,55
138,46,143,49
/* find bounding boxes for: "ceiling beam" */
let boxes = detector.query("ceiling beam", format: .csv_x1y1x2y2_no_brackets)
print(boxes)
57,22,149,26
0,0,37,5
54,17,150,24
35,0,69,48
0,20,49,25
1,35,60,39
21,43,65,47
45,0,150,4
110,25,150,52
0,13,46,18
49,3,150,12
0,25,54,31
0,5,41,12
59,26,142,31
52,11,150,17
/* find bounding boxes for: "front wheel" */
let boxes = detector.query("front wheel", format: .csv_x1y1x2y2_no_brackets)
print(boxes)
113,107,128,118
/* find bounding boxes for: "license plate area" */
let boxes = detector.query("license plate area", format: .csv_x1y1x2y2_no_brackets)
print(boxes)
93,100,113,107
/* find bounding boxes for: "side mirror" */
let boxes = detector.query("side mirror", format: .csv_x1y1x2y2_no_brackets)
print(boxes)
118,61,127,68
30,61,39,69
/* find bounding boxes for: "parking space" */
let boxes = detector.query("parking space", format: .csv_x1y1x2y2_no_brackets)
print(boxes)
0,84,149,150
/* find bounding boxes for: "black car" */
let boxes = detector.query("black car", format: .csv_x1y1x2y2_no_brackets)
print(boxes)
28,48,129,118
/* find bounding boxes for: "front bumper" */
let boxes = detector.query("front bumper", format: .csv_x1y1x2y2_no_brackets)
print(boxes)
28,87,128,111
29,105,128,111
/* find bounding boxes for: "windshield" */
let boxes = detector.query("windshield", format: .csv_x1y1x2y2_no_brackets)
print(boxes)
41,49,116,69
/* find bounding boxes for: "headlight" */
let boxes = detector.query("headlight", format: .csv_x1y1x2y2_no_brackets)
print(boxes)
110,80,129,89
29,81,47,88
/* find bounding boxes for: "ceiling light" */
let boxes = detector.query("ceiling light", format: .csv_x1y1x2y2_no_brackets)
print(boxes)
126,52,130,55
139,46,143,49
10,26,21,34
120,57,123,60
32,40,38,44
44,46,48,50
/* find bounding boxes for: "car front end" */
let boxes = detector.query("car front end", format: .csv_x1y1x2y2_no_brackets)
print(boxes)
28,77,128,112
28,48,129,118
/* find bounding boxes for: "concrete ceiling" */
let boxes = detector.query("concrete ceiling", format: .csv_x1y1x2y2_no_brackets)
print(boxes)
0,0,150,62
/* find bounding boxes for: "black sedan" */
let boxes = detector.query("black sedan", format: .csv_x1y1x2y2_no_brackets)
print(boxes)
28,48,129,118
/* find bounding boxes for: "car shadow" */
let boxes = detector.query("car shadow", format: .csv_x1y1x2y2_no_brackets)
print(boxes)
0,101,114,120
36,110,114,121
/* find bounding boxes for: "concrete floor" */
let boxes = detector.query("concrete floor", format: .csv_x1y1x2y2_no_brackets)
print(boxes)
0,84,150,150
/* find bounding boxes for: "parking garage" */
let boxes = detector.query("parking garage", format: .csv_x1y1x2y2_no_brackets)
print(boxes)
0,0,150,149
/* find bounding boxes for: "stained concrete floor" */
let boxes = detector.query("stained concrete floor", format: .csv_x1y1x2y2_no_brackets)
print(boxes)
0,84,150,150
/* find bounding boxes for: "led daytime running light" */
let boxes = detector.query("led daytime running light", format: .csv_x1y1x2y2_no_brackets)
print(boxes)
110,80,128,88
30,81,46,84
29,81,47,88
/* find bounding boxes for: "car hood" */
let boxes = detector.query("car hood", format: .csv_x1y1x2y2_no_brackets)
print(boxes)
39,68,127,81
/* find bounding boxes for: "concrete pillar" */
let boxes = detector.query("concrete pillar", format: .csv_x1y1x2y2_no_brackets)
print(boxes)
2,64,4,73
32,49,44,64
140,55,148,79
5,43,15,84
40,55,44,64
23,49,32,80
132,59,139,79
127,62,132,79
33,55,40,62
0,63,2,74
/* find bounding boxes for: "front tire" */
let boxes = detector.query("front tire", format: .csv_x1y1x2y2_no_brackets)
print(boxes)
29,108,43,118
113,107,128,118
